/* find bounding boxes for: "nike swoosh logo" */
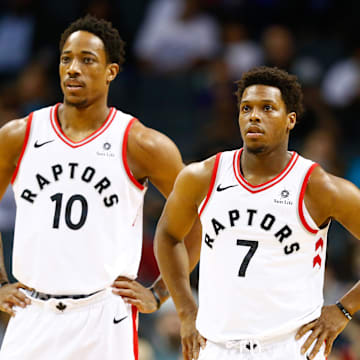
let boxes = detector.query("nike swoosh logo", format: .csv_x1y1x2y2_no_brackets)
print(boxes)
34,140,55,148
216,184,239,192
113,315,128,324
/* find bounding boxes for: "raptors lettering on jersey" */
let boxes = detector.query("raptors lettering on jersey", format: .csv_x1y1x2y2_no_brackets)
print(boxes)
20,162,119,207
203,209,296,255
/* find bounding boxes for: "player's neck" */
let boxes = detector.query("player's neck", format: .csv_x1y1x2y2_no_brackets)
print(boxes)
241,145,292,186
58,102,110,133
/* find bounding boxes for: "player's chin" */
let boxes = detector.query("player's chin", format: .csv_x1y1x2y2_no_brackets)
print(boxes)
64,96,88,108
245,142,267,154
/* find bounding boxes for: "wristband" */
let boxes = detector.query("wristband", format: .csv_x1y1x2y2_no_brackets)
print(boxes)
336,301,352,321
150,287,161,310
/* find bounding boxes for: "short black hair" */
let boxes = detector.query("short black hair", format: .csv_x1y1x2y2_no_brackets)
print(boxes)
59,14,126,70
235,66,304,118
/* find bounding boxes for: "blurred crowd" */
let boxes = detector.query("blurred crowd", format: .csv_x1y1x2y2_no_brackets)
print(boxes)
1,0,360,359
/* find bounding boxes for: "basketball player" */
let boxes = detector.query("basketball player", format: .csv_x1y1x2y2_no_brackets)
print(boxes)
0,15,200,359
154,66,360,360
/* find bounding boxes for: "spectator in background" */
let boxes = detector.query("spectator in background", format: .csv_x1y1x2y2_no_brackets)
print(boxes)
138,337,155,360
261,24,295,71
0,0,36,81
321,40,360,151
150,297,185,360
16,60,55,115
222,22,263,80
301,128,344,177
321,43,360,109
134,0,220,74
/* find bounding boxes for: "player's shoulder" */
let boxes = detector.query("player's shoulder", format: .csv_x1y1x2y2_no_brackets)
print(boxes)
128,120,175,153
0,116,29,142
127,120,183,168
178,155,218,188
306,163,359,204
0,116,31,165
307,165,340,193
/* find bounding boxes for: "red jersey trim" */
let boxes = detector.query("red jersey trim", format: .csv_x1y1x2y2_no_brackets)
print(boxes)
199,153,221,217
50,103,117,148
132,305,139,360
122,118,145,191
11,113,34,184
233,149,299,194
298,163,319,234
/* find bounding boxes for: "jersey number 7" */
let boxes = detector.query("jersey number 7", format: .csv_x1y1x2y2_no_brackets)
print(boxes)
237,240,258,277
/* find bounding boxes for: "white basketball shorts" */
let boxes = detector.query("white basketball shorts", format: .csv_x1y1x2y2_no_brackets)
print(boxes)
0,288,138,360
198,330,326,360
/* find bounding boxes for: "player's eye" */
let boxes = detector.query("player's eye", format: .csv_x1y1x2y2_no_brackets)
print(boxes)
264,105,273,111
60,56,70,64
242,105,250,112
83,57,94,64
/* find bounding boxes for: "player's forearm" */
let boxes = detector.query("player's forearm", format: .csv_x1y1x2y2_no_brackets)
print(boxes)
0,233,9,283
151,217,201,309
184,216,202,273
154,228,197,320
339,280,360,316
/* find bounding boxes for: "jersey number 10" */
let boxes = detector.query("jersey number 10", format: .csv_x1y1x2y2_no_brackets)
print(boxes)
51,193,88,230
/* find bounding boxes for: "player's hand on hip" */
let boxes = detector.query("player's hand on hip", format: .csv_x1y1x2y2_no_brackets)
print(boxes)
295,304,350,359
180,315,206,360
111,276,158,313
0,282,32,316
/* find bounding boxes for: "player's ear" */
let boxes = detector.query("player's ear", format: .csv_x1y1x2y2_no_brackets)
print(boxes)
106,63,119,84
287,112,296,131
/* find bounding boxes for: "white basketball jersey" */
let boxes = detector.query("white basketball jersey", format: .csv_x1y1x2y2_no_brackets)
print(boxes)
197,149,329,342
11,104,147,295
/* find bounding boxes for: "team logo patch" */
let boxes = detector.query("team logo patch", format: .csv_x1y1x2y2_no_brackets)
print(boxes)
97,142,115,158
56,302,67,311
274,189,293,205
103,142,111,151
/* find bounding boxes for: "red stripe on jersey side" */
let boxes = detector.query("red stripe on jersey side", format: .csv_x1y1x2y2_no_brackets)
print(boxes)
50,103,116,148
122,118,145,191
132,305,139,360
199,153,221,217
298,163,319,234
11,113,34,184
233,149,299,193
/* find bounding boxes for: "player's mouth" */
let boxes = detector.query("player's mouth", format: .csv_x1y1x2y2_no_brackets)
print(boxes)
245,125,264,138
64,80,85,91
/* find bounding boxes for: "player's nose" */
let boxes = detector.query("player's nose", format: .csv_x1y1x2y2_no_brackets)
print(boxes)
66,58,81,76
249,107,261,123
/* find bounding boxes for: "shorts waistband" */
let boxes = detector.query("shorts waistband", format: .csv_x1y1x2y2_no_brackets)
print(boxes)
22,288,111,313
218,329,298,352
28,289,101,300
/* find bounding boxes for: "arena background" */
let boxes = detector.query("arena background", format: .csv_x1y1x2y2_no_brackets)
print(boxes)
0,0,360,359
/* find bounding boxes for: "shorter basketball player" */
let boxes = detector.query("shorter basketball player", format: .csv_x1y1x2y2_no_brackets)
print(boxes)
0,15,200,360
154,66,360,360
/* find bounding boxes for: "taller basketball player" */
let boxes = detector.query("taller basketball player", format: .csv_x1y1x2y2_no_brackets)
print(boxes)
0,15,200,360
155,66,360,360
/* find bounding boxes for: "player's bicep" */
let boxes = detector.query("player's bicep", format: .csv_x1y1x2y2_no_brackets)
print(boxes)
158,168,202,241
161,189,198,241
